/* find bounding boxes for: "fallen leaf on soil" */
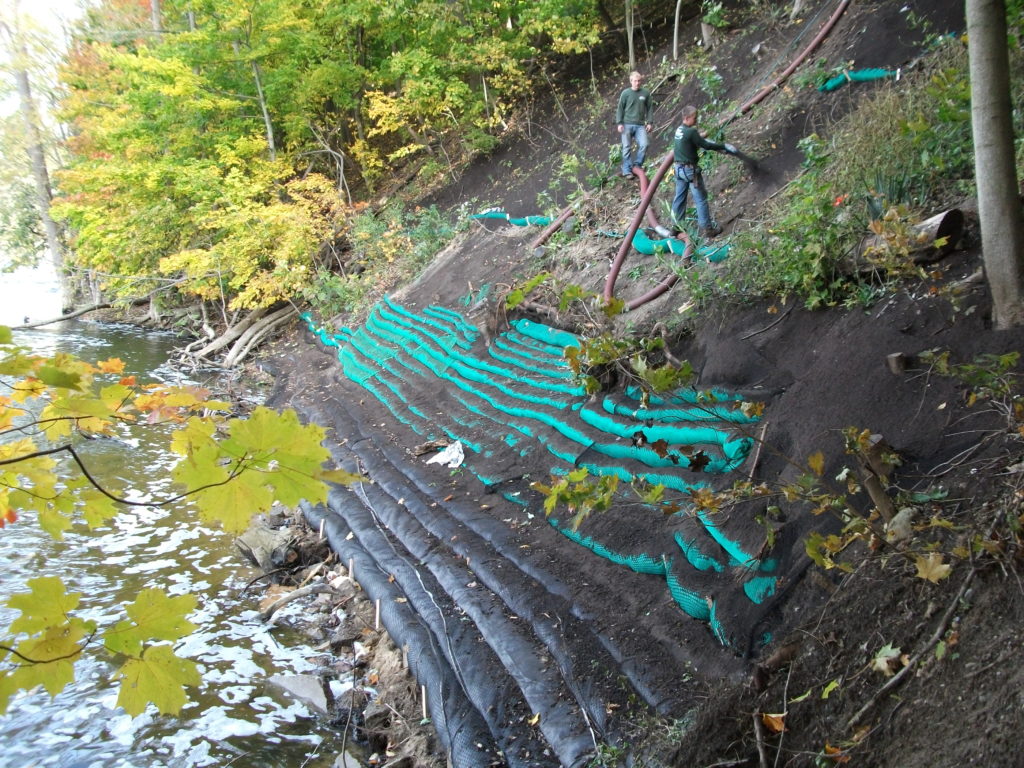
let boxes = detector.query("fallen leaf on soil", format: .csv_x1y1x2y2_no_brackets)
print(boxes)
870,643,902,677
761,712,787,734
915,552,952,583
528,712,540,726
822,742,850,763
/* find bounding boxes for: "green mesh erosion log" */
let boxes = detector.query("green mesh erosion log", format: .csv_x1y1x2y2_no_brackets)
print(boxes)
474,209,731,263
471,209,553,227
818,68,895,92
302,300,775,646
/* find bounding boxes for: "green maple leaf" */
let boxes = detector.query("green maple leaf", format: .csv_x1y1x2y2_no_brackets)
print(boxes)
268,463,330,507
35,365,83,391
80,487,120,528
37,505,74,540
169,416,218,457
115,644,200,716
105,589,198,657
8,577,81,635
224,407,328,470
171,442,231,492
194,468,275,531
10,618,93,696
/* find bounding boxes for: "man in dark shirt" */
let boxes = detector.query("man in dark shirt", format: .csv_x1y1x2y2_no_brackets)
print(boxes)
672,105,736,237
615,71,654,177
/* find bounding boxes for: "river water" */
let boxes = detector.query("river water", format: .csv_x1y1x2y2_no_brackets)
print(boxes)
1,321,350,768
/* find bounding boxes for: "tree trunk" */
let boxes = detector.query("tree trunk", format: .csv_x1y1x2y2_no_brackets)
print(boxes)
701,21,716,49
625,0,636,71
150,0,161,34
967,0,1024,328
673,0,683,60
1,22,68,310
251,60,277,161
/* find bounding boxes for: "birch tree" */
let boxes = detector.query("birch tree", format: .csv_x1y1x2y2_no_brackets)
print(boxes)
0,13,68,309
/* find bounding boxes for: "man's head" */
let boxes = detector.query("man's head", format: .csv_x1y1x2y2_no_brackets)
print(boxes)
681,105,698,126
629,71,643,90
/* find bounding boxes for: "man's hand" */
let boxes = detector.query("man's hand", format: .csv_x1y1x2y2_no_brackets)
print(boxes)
617,124,624,133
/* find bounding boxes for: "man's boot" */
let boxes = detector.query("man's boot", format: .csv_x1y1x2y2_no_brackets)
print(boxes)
699,223,723,238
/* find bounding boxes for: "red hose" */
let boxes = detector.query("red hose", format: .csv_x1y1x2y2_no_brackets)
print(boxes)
738,0,852,115
604,151,692,306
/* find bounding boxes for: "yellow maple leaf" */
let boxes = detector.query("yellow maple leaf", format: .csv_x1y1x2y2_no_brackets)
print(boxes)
96,357,126,374
914,552,952,583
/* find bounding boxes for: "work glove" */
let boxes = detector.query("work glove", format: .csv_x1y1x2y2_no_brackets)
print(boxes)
724,143,737,154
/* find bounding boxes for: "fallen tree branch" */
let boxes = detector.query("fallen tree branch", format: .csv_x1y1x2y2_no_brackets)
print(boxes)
752,713,770,768
222,304,296,368
13,301,117,328
259,582,335,622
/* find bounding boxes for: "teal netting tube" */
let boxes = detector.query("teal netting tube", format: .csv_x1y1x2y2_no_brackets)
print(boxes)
339,349,424,435
602,396,759,425
819,68,895,92
743,575,777,604
627,384,744,405
579,406,743,451
487,343,576,380
367,308,581,405
455,395,535,439
350,325,432,380
665,568,712,622
378,301,586,398
471,209,553,227
549,519,668,576
384,296,473,351
422,306,480,345
511,318,580,349
675,532,725,573
631,229,731,263
707,601,728,645
502,330,569,360
695,507,757,566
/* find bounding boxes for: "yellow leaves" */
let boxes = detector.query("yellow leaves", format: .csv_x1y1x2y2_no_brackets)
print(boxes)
104,589,198,657
7,577,82,635
914,552,952,583
115,645,200,717
95,357,125,374
807,451,825,477
9,621,91,697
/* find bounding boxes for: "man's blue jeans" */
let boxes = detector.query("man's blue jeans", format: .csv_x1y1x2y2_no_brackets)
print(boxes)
620,124,649,174
672,164,711,230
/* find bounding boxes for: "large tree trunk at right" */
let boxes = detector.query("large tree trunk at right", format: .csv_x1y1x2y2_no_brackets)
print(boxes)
967,0,1024,328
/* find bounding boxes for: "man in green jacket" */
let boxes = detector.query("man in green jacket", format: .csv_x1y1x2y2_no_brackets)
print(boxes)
671,105,736,237
615,71,654,177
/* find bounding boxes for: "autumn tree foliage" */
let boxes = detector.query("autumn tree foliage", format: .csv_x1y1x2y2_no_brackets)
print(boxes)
42,0,625,364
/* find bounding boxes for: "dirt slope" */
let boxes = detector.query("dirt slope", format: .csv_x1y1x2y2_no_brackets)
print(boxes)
268,1,1024,766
